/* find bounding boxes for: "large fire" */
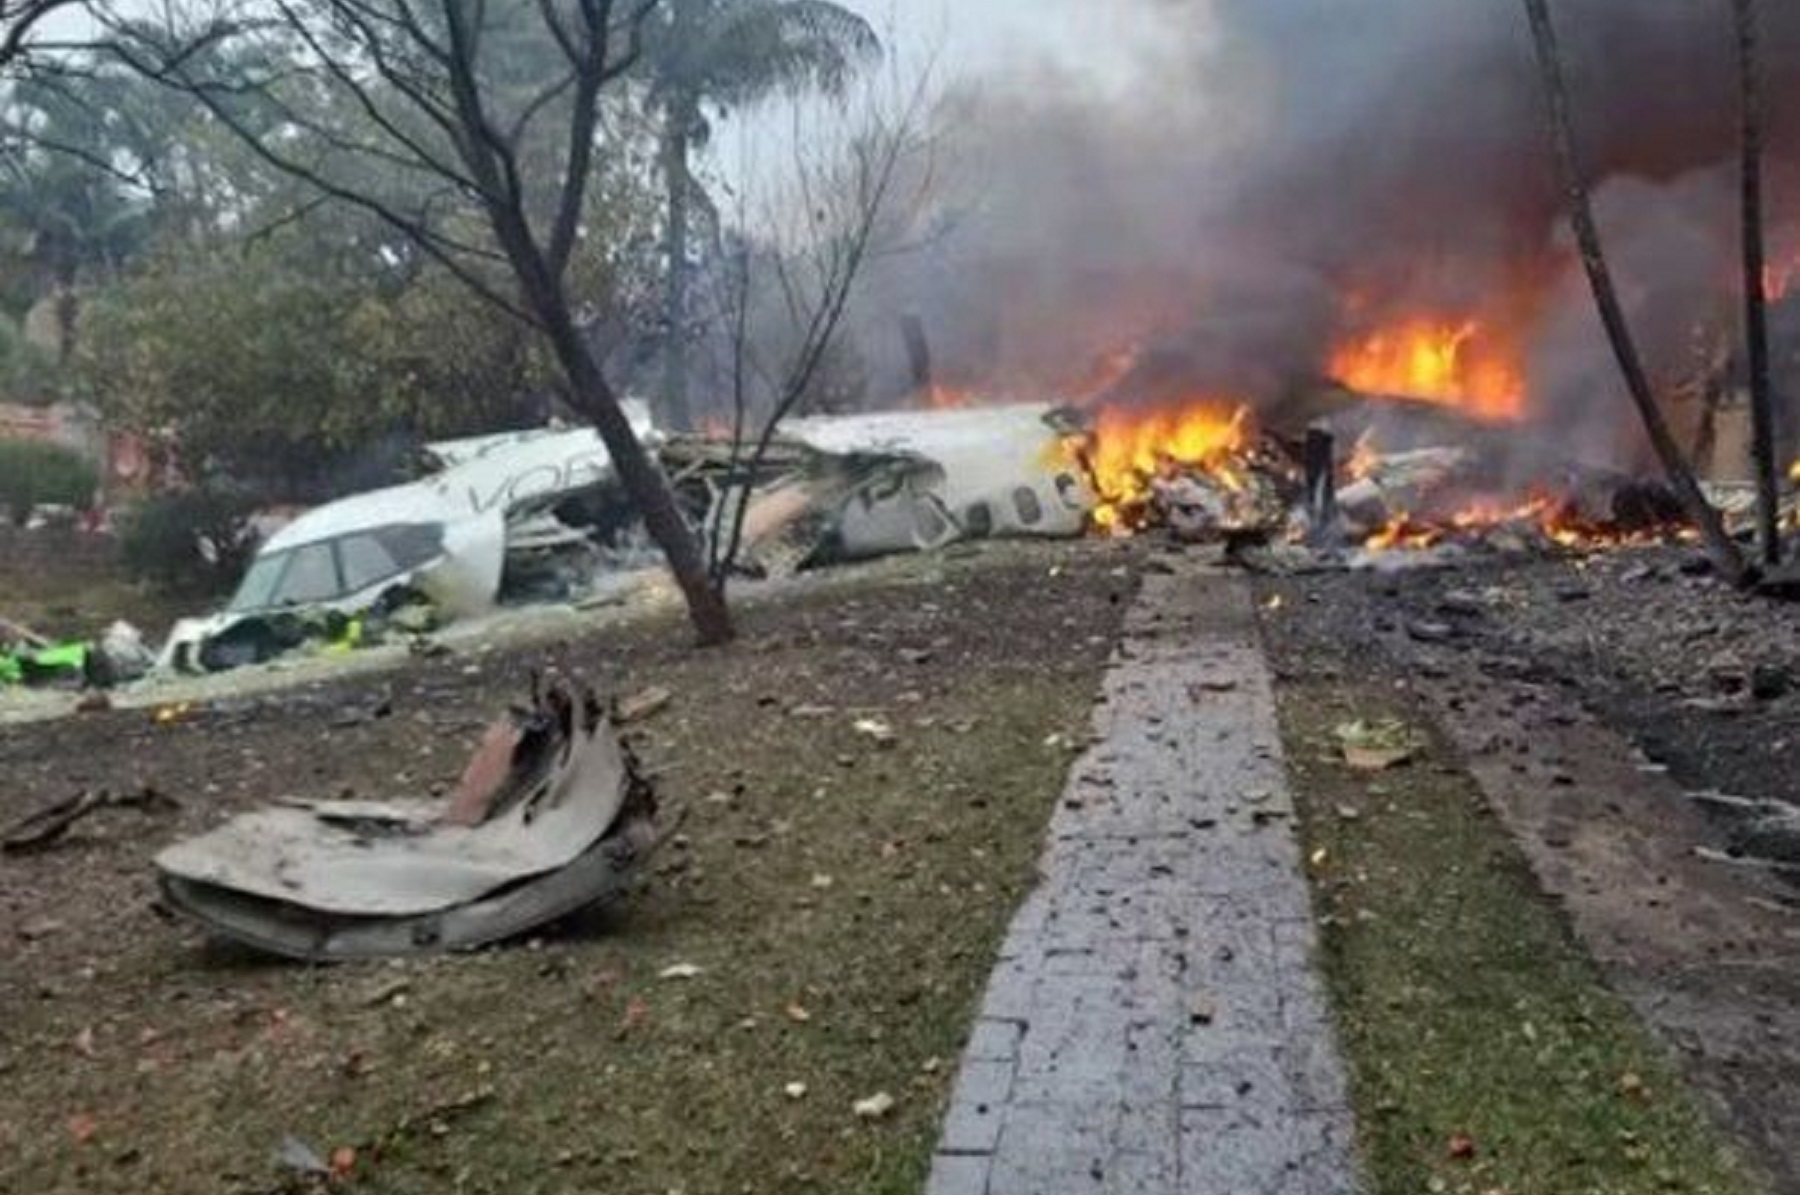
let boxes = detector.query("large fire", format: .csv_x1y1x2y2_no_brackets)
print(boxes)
1073,401,1251,532
1329,318,1527,422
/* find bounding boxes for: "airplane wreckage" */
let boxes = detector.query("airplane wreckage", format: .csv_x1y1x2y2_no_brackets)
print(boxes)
155,677,665,961
125,406,1093,959
150,402,1096,675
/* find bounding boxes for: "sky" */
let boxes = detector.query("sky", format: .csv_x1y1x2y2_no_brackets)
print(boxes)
842,0,1194,98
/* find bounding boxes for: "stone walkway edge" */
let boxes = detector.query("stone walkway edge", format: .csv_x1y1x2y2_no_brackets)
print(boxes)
926,567,1361,1195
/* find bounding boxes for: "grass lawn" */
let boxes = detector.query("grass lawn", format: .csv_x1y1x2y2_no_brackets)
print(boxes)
1270,679,1763,1195
0,542,1137,1195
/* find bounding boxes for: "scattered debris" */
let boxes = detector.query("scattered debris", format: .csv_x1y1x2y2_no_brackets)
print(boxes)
853,717,897,747
1334,719,1421,772
658,963,704,981
1188,994,1219,1025
1,786,179,854
852,1091,896,1120
275,1134,330,1177
154,677,665,961
784,1082,809,1101
616,685,674,725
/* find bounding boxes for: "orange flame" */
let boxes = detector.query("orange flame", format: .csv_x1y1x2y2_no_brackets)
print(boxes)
1765,261,1797,303
922,384,975,411
1360,491,1693,554
1073,401,1252,532
1329,318,1527,422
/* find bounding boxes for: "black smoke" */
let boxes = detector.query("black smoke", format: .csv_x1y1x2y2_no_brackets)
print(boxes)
856,0,1800,466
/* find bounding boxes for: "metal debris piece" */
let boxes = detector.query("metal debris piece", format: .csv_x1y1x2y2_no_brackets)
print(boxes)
2,786,180,854
155,677,663,961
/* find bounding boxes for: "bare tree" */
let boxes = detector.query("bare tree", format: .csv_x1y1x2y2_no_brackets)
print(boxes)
106,0,737,644
700,65,937,590
1520,0,1749,586
1732,0,1782,568
0,0,78,70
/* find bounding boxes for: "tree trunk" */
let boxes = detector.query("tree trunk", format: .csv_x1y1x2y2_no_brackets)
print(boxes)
659,104,695,432
539,299,734,646
1520,0,1750,586
1734,0,1783,567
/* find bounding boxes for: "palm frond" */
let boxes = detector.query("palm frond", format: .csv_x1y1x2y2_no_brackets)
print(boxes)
662,0,880,108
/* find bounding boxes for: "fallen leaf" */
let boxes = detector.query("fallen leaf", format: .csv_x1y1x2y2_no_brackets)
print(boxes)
619,997,650,1033
809,873,834,890
72,1026,98,1059
67,1112,98,1145
616,686,673,725
1448,1133,1477,1160
1343,744,1415,772
785,1003,812,1024
853,717,897,747
1335,719,1421,772
658,963,703,981
329,1145,357,1179
853,1091,896,1120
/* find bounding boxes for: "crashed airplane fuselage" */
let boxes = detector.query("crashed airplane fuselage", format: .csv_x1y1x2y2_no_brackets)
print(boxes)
158,401,1096,672
160,412,656,673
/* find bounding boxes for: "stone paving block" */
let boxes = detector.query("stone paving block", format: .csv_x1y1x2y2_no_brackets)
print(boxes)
940,1060,1017,1154
987,1108,1115,1195
1279,1036,1355,1116
979,955,1041,1023
966,1018,1027,1063
927,1151,992,1195
1102,1149,1177,1194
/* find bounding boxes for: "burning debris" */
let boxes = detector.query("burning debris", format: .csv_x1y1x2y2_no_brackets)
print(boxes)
155,677,662,961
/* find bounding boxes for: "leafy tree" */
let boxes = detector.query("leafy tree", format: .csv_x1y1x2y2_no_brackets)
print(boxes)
0,438,97,523
78,229,549,500
0,69,157,357
110,0,742,644
0,309,60,398
116,487,258,593
639,0,878,428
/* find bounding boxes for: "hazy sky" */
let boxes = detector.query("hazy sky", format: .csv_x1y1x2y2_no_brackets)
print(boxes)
844,0,1192,96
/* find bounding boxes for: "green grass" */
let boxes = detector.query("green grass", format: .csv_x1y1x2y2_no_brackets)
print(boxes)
1273,683,1762,1195
0,545,1134,1195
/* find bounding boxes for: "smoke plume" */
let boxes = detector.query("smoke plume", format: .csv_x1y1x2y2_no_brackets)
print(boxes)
860,0,1800,466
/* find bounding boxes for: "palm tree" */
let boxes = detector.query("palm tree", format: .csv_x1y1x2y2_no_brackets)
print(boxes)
1731,0,1782,568
641,0,878,429
1519,0,1749,585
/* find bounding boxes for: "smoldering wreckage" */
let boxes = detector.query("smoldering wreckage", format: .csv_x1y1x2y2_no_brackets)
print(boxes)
6,385,1798,961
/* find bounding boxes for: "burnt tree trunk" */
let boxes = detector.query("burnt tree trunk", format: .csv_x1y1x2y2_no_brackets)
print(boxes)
1734,0,1783,566
1520,0,1750,586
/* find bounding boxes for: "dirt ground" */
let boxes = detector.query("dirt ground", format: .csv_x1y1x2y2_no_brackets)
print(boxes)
0,541,1138,1195
1256,546,1800,1194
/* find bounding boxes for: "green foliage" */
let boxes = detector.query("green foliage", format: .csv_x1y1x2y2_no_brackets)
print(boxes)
643,1,881,113
0,314,64,402
0,439,97,524
77,233,540,499
116,488,259,594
